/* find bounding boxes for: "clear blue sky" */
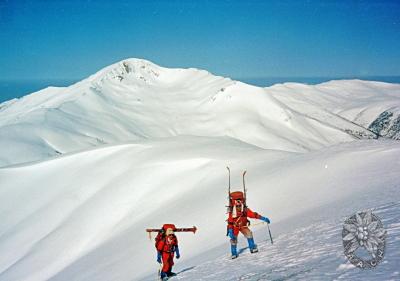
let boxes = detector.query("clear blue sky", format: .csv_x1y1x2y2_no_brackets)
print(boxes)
1,0,399,80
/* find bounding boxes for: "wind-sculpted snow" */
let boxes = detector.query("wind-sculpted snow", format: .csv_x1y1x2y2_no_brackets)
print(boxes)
1,59,399,167
0,137,399,280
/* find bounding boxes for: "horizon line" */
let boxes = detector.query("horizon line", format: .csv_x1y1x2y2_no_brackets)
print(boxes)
1,75,400,82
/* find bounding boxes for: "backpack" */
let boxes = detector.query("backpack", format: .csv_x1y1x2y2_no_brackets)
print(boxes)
228,191,247,213
155,224,177,252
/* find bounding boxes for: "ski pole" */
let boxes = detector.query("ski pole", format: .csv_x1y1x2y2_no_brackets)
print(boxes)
157,263,162,281
267,223,273,244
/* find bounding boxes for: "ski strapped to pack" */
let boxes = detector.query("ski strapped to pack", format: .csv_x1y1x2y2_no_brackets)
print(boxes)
146,226,197,239
242,170,247,204
226,167,248,209
227,166,231,198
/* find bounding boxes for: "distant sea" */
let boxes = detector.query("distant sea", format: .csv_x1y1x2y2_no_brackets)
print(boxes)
1,76,399,103
0,79,78,103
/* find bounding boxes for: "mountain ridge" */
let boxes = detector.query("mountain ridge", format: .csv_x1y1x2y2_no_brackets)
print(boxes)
0,58,399,167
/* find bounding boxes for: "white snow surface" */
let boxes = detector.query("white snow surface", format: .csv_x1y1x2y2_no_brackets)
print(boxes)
0,59,399,281
174,201,400,281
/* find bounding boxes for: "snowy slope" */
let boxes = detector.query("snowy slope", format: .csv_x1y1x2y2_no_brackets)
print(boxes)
174,202,400,281
1,59,400,167
1,137,399,281
1,59,400,281
267,80,400,139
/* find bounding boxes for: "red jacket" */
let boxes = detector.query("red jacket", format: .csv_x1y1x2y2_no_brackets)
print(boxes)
227,207,261,229
156,234,178,253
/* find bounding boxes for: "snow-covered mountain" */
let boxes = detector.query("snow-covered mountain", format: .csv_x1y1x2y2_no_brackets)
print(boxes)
1,59,399,167
0,59,399,281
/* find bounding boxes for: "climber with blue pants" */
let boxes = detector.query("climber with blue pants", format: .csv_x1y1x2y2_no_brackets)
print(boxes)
227,191,270,259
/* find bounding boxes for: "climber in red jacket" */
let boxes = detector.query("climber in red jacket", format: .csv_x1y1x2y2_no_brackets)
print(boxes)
155,224,180,280
227,191,270,259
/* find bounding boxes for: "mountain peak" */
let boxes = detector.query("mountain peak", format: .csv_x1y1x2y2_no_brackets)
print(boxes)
88,58,165,85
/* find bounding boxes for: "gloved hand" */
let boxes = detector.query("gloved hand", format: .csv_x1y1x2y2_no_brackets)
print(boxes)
175,246,180,259
157,251,162,263
260,216,270,224
227,228,236,240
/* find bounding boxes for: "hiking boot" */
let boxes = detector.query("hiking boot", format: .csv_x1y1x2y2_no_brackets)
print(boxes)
250,247,259,253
